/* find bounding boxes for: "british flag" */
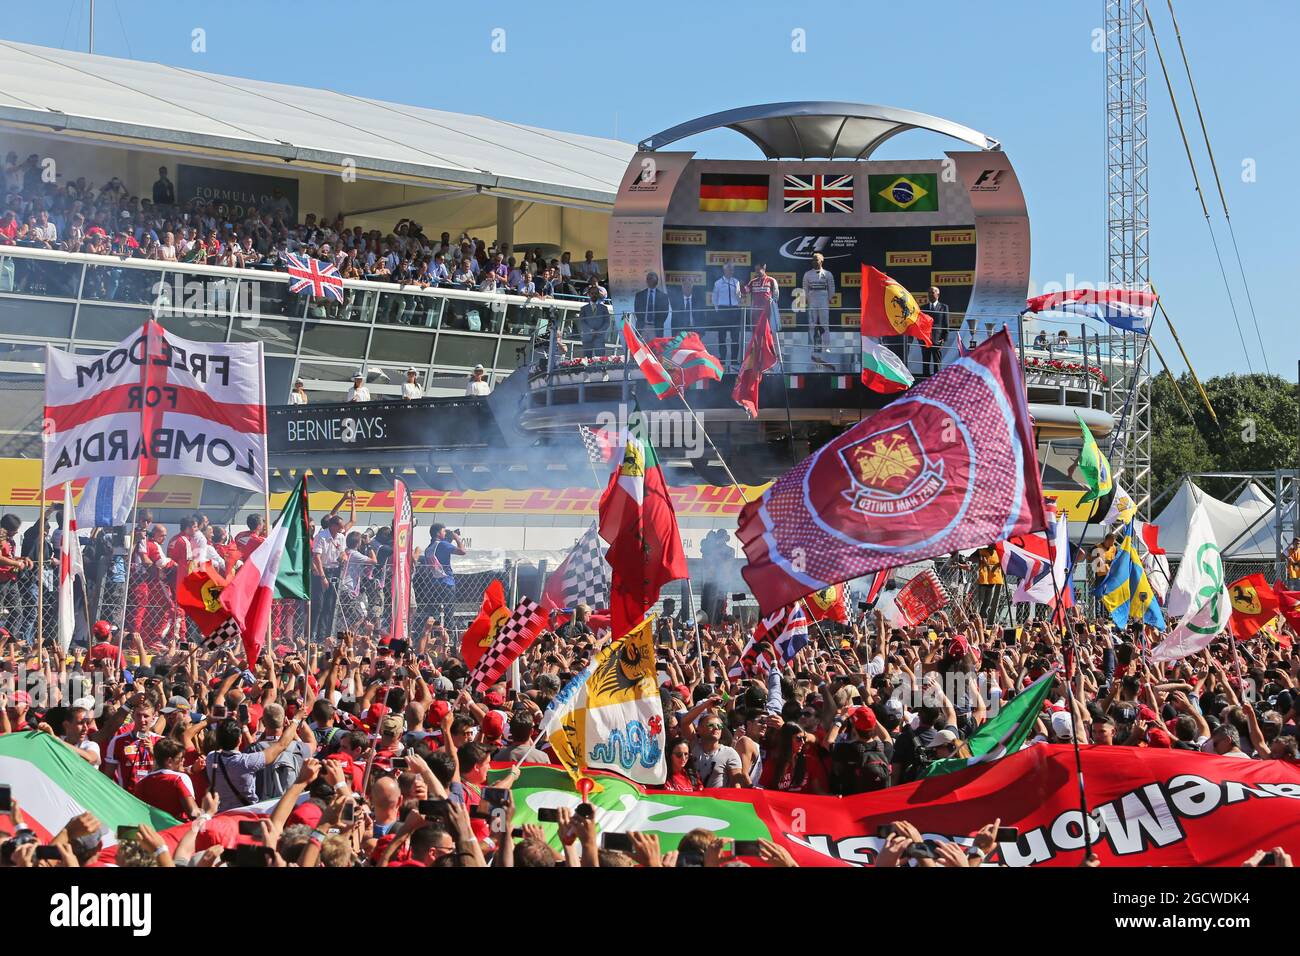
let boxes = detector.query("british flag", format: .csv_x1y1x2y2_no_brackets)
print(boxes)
285,252,344,302
783,174,854,214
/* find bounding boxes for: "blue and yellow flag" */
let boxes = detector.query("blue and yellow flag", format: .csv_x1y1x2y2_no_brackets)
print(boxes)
1099,521,1166,629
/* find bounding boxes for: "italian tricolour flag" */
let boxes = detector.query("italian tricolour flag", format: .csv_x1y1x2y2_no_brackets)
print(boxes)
219,479,309,665
0,732,179,846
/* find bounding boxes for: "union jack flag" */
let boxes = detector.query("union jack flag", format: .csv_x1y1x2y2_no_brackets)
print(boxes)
285,252,344,302
783,174,854,214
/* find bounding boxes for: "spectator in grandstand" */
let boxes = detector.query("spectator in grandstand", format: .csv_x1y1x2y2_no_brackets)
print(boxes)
346,372,371,403
578,285,613,356
577,249,601,282
290,379,308,405
466,364,491,396
402,367,424,400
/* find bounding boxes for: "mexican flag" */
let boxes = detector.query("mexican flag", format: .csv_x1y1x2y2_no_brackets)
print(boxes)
622,319,676,399
598,411,687,638
220,478,308,665
922,671,1056,776
860,336,913,394
0,732,179,845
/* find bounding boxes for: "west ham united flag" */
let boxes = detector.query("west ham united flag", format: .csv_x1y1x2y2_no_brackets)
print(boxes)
43,321,268,494
736,331,1046,615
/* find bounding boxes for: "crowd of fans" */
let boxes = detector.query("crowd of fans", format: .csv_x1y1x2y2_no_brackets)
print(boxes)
2,494,1299,868
0,152,607,304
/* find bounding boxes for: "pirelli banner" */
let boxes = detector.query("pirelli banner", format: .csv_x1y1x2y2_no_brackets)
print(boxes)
610,148,1030,335
43,321,268,494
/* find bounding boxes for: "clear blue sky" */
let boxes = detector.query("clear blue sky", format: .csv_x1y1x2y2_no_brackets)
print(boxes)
4,0,1295,379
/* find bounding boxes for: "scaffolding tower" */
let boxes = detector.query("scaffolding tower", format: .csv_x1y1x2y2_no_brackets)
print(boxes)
1104,0,1153,517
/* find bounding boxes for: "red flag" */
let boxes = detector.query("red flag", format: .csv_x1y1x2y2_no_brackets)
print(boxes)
461,579,508,668
390,480,413,642
1278,588,1300,634
891,570,950,627
804,583,848,623
737,330,1045,615
176,565,234,635
860,265,932,345
731,313,778,418
599,426,688,638
1227,573,1280,640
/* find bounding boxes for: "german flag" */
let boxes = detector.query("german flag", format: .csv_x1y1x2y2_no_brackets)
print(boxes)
699,173,768,213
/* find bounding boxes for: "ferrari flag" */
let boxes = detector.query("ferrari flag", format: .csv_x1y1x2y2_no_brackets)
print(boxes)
737,331,1046,615
860,265,932,345
43,320,267,493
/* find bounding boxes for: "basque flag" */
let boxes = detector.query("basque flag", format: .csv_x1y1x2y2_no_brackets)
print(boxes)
75,475,137,529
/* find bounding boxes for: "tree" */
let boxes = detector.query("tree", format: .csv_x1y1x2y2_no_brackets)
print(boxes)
1150,371,1297,500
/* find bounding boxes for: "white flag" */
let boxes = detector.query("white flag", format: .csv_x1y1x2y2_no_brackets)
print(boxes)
57,483,85,652
1166,503,1230,621
44,322,267,493
1151,594,1224,663
75,475,137,529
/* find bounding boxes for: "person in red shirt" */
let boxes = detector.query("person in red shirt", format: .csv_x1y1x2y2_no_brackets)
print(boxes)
234,514,265,561
659,736,703,792
134,738,204,820
128,525,174,641
758,722,830,794
103,691,164,794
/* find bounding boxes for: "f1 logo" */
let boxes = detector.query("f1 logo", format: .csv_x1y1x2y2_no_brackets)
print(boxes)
972,169,1004,190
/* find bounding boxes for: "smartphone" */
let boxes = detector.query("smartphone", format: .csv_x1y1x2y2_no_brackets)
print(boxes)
600,832,634,852
574,802,595,820
116,825,140,841
35,845,64,861
875,825,895,839
418,799,450,818
732,840,762,856
211,705,227,719
480,787,510,810
391,757,409,770
178,641,190,651
536,807,561,824
237,703,250,724
903,840,938,861
340,802,355,823
1260,851,1280,866
237,820,262,838
994,827,1019,843
0,784,10,812
730,592,748,602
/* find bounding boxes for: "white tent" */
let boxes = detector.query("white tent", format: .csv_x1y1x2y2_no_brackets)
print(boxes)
1151,479,1277,560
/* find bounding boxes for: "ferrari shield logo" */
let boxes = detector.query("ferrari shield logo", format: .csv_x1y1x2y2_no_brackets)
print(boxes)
883,281,919,335
1231,582,1262,615
200,579,224,613
839,420,945,517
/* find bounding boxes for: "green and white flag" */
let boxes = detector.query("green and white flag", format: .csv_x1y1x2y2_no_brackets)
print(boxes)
859,336,913,394
0,732,179,846
1073,412,1113,504
922,671,1056,777
1153,502,1230,662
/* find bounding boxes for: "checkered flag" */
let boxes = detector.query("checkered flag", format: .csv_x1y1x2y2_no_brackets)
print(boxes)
469,598,549,693
204,617,240,652
546,522,608,610
579,424,617,466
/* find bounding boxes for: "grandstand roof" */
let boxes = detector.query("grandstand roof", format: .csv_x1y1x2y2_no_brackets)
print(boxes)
0,40,635,207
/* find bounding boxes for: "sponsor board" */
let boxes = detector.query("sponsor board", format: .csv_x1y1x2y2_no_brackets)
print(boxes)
931,270,975,286
704,250,751,266
886,251,933,267
931,228,976,245
663,229,707,245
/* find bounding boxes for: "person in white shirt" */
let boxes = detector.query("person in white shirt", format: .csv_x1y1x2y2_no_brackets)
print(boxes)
32,210,57,243
801,253,836,349
577,250,601,281
402,368,424,400
346,373,371,403
466,365,491,397
289,380,308,405
712,263,744,371
311,494,355,641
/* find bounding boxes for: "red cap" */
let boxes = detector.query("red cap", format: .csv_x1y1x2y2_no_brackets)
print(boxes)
947,635,970,659
288,801,324,828
849,706,877,734
428,700,451,724
1145,727,1172,748
482,691,505,709
92,620,113,638
480,711,506,741
363,703,389,732
1137,705,1158,723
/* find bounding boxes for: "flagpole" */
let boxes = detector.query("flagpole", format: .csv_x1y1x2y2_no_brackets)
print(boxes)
35,485,46,648
769,304,799,467
301,474,312,648
255,343,272,666
683,576,705,665
1042,520,1093,863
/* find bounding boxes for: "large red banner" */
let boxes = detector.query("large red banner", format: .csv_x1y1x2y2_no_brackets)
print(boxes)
718,745,1300,867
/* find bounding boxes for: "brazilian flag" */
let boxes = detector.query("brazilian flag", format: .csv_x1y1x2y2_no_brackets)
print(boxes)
868,173,938,212
1073,412,1113,505
1099,521,1166,629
